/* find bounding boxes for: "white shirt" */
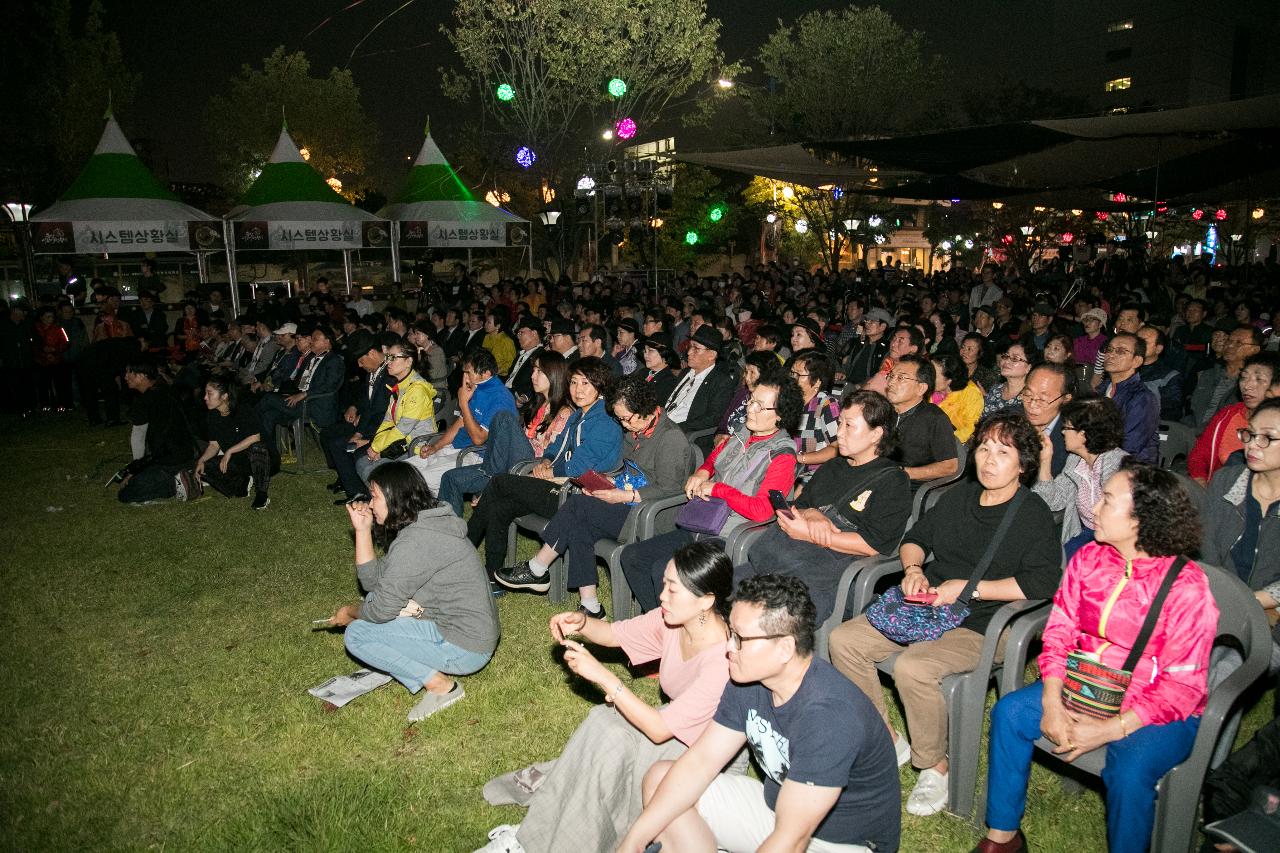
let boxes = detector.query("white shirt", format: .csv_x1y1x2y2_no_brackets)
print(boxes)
969,282,1003,312
506,346,539,388
666,365,713,424
299,352,327,392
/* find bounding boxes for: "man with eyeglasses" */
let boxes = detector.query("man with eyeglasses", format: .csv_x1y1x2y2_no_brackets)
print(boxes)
1189,352,1280,483
322,335,392,501
1188,325,1264,429
618,574,901,853
884,354,959,487
1097,331,1160,463
665,326,736,446
1020,362,1074,477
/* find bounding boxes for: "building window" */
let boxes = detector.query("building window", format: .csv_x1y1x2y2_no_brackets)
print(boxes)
1107,19,1134,32
1105,76,1133,92
1106,47,1132,61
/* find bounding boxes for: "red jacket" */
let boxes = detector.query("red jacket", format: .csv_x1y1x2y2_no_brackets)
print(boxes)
1039,542,1217,727
1187,402,1247,483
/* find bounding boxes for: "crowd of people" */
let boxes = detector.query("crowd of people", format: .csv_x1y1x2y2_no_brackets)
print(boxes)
4,250,1280,851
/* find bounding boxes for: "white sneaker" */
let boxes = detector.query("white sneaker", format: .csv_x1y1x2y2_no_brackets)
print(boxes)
905,768,948,816
893,731,911,768
474,824,524,853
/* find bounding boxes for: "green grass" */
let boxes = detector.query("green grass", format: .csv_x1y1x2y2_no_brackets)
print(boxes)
0,415,1272,852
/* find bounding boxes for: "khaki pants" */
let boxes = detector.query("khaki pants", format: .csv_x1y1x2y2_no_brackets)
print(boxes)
828,615,985,769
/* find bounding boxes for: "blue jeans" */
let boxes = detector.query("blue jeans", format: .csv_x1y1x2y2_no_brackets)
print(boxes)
1063,526,1095,562
439,463,492,517
986,682,1199,853
344,616,493,693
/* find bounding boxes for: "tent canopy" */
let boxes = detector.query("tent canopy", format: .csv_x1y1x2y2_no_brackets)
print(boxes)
227,129,380,222
379,132,525,224
31,115,215,223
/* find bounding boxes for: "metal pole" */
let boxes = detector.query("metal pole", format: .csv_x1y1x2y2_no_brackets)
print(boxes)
222,218,241,316
390,220,401,282
342,249,353,295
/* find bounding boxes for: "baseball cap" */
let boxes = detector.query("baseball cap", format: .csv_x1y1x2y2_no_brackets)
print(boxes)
1081,308,1108,324
272,322,298,335
865,308,894,327
1032,302,1055,317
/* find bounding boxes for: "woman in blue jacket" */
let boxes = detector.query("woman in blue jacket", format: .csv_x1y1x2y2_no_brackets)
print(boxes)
467,357,622,603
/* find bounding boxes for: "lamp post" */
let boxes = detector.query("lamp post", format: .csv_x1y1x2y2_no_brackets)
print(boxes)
539,209,563,278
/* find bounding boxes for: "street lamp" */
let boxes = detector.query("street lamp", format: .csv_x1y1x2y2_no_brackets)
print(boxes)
539,210,562,226
843,218,860,230
1020,225,1034,236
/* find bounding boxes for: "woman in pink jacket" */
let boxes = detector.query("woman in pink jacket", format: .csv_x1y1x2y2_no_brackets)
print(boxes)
973,460,1216,853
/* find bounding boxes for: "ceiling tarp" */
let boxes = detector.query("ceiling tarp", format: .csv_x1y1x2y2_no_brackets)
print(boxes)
673,143,887,188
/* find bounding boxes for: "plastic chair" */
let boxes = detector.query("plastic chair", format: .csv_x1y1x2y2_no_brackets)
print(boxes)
1174,471,1209,518
984,563,1273,853
1159,420,1197,470
847,555,1049,820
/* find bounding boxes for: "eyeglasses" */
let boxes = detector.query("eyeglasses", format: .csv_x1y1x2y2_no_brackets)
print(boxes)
1102,346,1134,357
746,399,777,412
1237,428,1275,449
999,353,1028,364
886,372,922,384
789,371,810,380
386,353,414,362
1016,390,1067,409
727,629,790,651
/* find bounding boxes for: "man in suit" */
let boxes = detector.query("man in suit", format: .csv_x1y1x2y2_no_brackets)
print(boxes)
666,325,737,448
124,290,169,353
441,308,469,362
505,315,543,403
257,325,345,472
323,335,393,501
1022,362,1073,477
448,309,488,397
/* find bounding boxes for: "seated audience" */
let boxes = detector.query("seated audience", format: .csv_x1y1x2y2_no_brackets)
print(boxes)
885,354,960,486
934,353,985,443
1020,362,1074,478
619,376,802,613
789,350,842,482
617,575,901,853
640,331,680,403
256,325,345,471
1135,326,1183,422
981,341,1033,419
478,543,733,853
713,349,786,448
739,389,912,623
1097,332,1160,464
196,376,270,509
828,413,1061,818
325,336,391,502
494,375,692,615
326,462,499,722
117,360,197,504
347,338,437,498
1189,352,1280,484
665,326,737,444
1188,325,1263,429
977,461,1213,853
1034,397,1127,560
960,332,1000,394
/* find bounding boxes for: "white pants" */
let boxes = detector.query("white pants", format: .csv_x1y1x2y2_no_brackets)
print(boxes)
405,446,462,493
696,773,870,853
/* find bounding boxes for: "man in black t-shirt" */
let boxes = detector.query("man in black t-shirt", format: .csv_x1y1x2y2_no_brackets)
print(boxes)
885,354,958,486
618,575,901,853
117,360,196,504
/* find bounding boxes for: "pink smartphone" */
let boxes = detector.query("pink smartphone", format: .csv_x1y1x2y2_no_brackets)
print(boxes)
904,591,937,606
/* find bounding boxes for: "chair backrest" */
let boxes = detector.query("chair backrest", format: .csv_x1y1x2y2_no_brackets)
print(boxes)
907,438,969,527
1159,420,1196,470
1199,563,1268,659
1173,472,1209,520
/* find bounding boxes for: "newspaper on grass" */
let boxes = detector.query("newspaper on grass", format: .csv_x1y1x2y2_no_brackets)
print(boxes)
308,669,392,707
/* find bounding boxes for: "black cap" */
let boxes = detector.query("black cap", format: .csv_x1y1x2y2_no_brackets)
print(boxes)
791,317,823,344
643,331,674,351
514,315,542,334
614,317,639,336
688,325,724,354
549,318,576,337
974,304,997,320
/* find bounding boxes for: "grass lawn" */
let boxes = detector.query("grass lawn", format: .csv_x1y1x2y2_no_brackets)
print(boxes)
0,414,1272,852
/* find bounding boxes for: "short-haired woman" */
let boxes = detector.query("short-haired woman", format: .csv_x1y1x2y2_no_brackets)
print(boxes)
828,413,1062,818
1034,397,1128,560
478,543,733,853
352,338,437,489
935,353,985,443
977,462,1215,853
326,462,499,722
467,358,623,608
738,389,912,623
713,350,786,448
981,341,1034,419
195,376,271,509
494,375,694,616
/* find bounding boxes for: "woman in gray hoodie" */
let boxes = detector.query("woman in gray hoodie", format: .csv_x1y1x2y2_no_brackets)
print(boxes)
327,462,500,722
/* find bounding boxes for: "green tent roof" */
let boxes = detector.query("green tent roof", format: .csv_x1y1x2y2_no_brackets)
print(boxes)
379,132,525,224
228,130,379,222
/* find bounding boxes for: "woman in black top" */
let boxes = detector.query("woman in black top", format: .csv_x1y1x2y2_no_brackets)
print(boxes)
196,376,271,509
640,333,679,403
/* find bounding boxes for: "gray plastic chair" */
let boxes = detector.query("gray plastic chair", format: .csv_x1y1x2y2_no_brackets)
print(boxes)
984,563,1273,853
1159,420,1197,470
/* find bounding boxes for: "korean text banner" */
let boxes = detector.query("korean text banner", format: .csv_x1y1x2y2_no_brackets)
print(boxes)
234,221,364,251
428,221,509,247
32,220,223,254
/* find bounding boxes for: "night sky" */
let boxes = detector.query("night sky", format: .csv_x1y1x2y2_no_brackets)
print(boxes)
103,0,1032,184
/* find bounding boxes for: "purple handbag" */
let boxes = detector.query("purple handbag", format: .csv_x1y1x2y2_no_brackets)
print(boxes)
675,497,732,536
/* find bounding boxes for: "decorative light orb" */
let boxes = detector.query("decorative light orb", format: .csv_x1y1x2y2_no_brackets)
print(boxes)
496,83,516,102
577,175,596,192
601,129,614,141
832,186,844,200
1156,202,1169,214
684,230,699,245
874,234,886,245
766,213,777,224
615,118,637,140
1061,232,1075,244
781,186,794,200
1095,211,1109,221
940,240,953,251
650,218,664,228
1111,192,1128,202
607,78,627,98
794,219,809,234
326,176,343,193
963,239,975,249
717,78,735,89
991,201,1004,210
1252,207,1265,219
1214,208,1227,221
1192,208,1204,220
1070,209,1083,216
515,146,537,169
299,147,311,162
707,205,724,223
1001,234,1015,245
867,215,882,228
1033,206,1047,213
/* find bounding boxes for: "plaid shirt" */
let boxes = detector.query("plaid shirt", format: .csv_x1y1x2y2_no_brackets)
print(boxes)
794,392,841,479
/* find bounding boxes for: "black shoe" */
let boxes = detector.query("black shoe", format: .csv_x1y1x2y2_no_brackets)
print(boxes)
252,493,270,510
326,480,344,493
578,602,606,620
494,561,550,593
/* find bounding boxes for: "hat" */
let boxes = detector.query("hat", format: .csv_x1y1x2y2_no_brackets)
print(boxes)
1032,302,1056,316
996,296,1015,309
1081,307,1108,325
272,322,298,335
865,308,894,327
688,325,724,354
514,315,542,334
791,317,823,343
549,318,576,337
643,331,674,351
1213,316,1239,333
974,304,997,320
614,317,639,336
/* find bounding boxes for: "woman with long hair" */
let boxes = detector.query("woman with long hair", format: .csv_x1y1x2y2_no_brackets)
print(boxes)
327,462,499,722
478,543,734,853
195,375,270,509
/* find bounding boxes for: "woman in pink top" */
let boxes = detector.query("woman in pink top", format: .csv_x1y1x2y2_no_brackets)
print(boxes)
478,543,733,853
975,461,1216,853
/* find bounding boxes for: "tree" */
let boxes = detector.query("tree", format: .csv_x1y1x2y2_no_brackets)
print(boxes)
439,0,737,270
1,0,139,205
750,5,952,142
742,177,898,272
204,48,379,199
960,77,1094,125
